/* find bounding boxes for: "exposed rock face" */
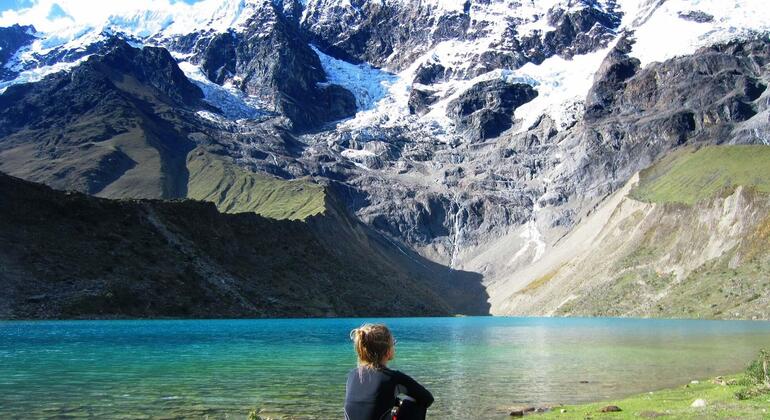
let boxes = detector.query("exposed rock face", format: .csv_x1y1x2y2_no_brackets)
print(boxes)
228,2,356,129
160,0,356,130
678,10,715,23
0,24,36,78
447,80,538,141
95,40,204,105
585,33,640,120
408,87,439,116
301,0,620,74
513,5,622,64
412,61,447,85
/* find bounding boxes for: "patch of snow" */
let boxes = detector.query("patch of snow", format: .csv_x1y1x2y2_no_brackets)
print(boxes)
340,148,376,159
449,198,465,269
626,0,770,67
160,0,264,37
510,199,547,264
311,45,397,111
506,41,618,132
178,61,268,120
335,56,423,132
0,56,89,93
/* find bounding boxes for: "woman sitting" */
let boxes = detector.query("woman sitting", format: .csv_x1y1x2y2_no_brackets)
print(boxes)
344,323,433,420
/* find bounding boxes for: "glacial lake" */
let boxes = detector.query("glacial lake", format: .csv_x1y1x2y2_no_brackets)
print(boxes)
2,317,770,419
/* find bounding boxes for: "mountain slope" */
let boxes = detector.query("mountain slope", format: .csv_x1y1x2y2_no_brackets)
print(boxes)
0,38,203,198
495,145,770,319
0,171,488,319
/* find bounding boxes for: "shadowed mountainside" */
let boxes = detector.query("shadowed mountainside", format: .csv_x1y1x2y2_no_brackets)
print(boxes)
0,172,488,319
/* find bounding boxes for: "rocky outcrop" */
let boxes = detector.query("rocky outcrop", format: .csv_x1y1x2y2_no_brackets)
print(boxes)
95,39,204,105
229,2,355,129
585,33,640,120
160,0,356,131
447,79,538,142
408,87,439,116
514,4,622,64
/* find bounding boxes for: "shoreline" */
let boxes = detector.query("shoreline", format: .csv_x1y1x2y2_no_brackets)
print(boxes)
524,373,769,419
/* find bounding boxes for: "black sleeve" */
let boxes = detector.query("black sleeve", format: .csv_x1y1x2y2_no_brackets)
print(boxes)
394,371,434,408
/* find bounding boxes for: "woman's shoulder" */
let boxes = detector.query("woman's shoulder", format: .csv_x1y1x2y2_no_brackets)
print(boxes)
382,367,409,379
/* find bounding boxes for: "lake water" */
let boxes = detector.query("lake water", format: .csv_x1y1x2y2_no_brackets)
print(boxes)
1,317,770,419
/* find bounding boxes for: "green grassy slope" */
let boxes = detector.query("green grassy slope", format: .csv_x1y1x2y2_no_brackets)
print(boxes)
630,145,770,205
186,149,326,220
537,374,769,419
522,145,770,320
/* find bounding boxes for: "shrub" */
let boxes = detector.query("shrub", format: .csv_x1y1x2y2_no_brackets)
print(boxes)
735,349,770,400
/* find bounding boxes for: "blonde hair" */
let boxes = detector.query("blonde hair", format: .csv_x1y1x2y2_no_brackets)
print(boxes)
350,323,394,369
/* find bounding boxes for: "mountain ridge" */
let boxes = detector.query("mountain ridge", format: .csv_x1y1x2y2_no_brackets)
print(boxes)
0,170,488,319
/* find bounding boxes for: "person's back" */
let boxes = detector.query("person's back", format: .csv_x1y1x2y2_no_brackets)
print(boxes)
343,324,433,420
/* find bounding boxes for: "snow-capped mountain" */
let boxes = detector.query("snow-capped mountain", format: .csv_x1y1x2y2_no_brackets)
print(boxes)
1,0,769,316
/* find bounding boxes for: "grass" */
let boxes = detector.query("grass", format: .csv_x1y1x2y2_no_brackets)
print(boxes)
519,267,561,294
186,148,326,220
630,145,770,205
536,350,770,419
536,375,770,419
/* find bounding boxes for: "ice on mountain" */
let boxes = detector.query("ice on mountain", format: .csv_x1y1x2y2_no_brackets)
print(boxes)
311,45,397,111
0,56,89,93
627,0,770,67
178,61,268,120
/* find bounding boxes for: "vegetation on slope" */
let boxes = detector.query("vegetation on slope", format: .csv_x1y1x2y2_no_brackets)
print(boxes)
630,145,770,205
186,149,326,220
561,146,770,319
508,145,770,320
555,189,770,320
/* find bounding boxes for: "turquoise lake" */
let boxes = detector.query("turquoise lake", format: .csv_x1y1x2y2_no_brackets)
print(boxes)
2,317,770,419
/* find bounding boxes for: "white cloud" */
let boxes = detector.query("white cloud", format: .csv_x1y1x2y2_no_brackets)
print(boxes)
0,0,189,33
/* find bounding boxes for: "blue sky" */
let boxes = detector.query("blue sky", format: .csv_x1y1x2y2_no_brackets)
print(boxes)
0,0,32,13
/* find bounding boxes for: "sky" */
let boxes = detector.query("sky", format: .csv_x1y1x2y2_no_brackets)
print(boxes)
0,0,203,31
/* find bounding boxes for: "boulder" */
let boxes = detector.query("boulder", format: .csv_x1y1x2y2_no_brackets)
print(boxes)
509,406,535,417
408,88,439,115
447,79,537,142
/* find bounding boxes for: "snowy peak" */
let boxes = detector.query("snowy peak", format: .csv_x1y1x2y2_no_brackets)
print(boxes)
0,0,769,129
